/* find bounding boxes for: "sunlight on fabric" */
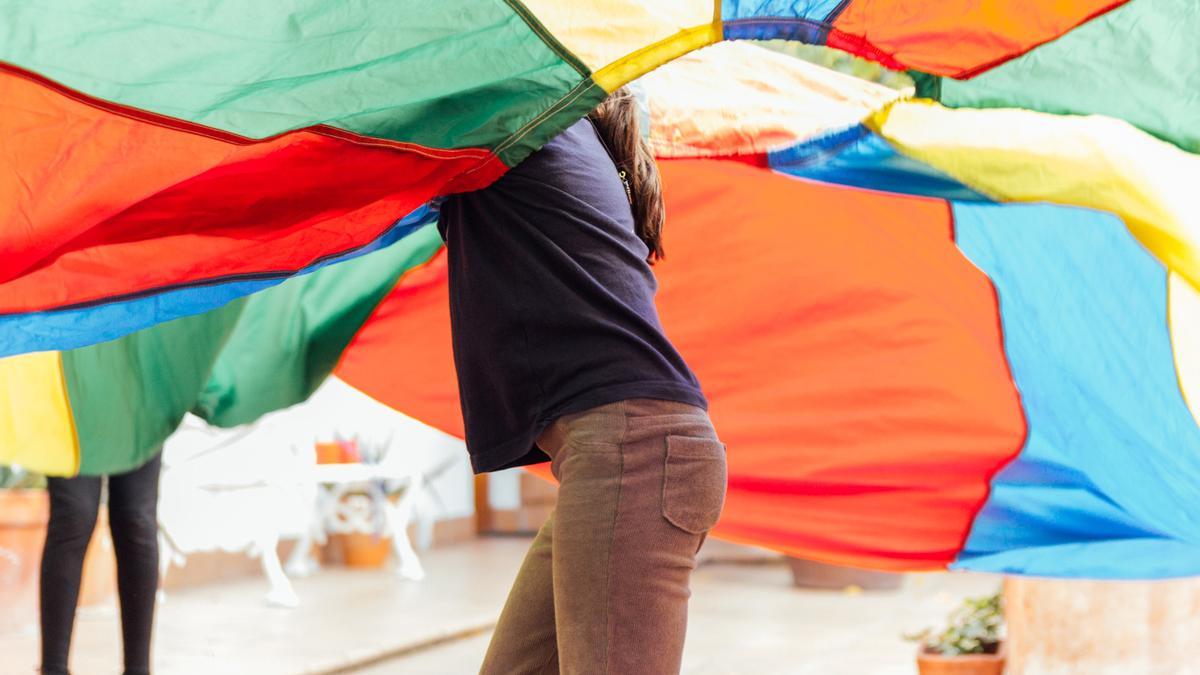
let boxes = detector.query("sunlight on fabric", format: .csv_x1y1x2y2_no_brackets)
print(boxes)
871,100,1200,291
643,42,901,157
520,0,719,88
1171,273,1200,426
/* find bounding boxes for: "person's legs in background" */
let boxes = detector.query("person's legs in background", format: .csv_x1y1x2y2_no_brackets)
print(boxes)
40,474,102,675
107,453,162,675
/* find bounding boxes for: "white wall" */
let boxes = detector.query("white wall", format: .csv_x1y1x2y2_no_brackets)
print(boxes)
488,470,521,511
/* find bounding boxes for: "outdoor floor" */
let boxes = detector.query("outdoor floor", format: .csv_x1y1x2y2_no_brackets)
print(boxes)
3,537,998,674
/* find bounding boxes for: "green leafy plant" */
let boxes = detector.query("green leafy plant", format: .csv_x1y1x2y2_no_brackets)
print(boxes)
0,464,46,490
907,592,1004,656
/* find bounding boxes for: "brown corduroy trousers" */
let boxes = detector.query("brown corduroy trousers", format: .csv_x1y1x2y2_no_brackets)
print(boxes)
480,398,727,675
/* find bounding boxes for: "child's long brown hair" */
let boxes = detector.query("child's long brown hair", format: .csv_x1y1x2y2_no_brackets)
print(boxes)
588,87,665,261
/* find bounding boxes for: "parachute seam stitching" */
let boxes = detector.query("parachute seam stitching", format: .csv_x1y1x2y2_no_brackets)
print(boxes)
0,218,436,316
0,61,492,160
494,77,599,159
945,204,1030,569
954,0,1132,79
1166,277,1200,426
823,0,853,24
502,0,590,78
55,351,82,476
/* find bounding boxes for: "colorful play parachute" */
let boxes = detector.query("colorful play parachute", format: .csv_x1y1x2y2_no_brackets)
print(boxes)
333,44,1200,579
0,0,1137,356
0,232,442,476
913,0,1199,153
0,307,240,476
4,4,1199,578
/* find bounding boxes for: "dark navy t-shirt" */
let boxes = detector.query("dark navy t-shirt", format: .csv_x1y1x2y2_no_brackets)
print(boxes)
438,118,706,474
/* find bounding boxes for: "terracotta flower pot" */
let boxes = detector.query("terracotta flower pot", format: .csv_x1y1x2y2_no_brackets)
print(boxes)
0,489,50,632
333,532,392,568
315,439,361,464
1003,577,1200,673
916,645,1006,675
0,490,119,632
315,442,345,465
786,556,904,591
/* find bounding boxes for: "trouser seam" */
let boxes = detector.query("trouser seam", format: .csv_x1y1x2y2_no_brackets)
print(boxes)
536,646,558,675
602,401,631,675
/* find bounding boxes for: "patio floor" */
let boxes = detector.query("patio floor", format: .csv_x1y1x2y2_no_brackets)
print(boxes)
2,537,998,674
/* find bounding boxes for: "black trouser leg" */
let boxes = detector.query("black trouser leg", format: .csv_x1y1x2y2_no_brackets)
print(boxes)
107,454,161,675
40,474,102,675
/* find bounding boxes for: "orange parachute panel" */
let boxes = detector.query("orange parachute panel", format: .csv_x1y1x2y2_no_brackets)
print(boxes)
829,0,1128,77
0,66,500,315
336,158,1028,569
335,250,465,440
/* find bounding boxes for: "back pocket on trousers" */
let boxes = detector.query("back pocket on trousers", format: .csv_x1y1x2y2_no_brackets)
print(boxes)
662,435,727,534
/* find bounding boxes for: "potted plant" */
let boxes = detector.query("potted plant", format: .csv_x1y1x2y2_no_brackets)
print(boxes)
0,465,117,629
786,557,904,591
908,592,1005,675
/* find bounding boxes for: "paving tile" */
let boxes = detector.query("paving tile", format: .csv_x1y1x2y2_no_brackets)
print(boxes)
2,537,998,675
0,538,529,675
363,553,999,674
